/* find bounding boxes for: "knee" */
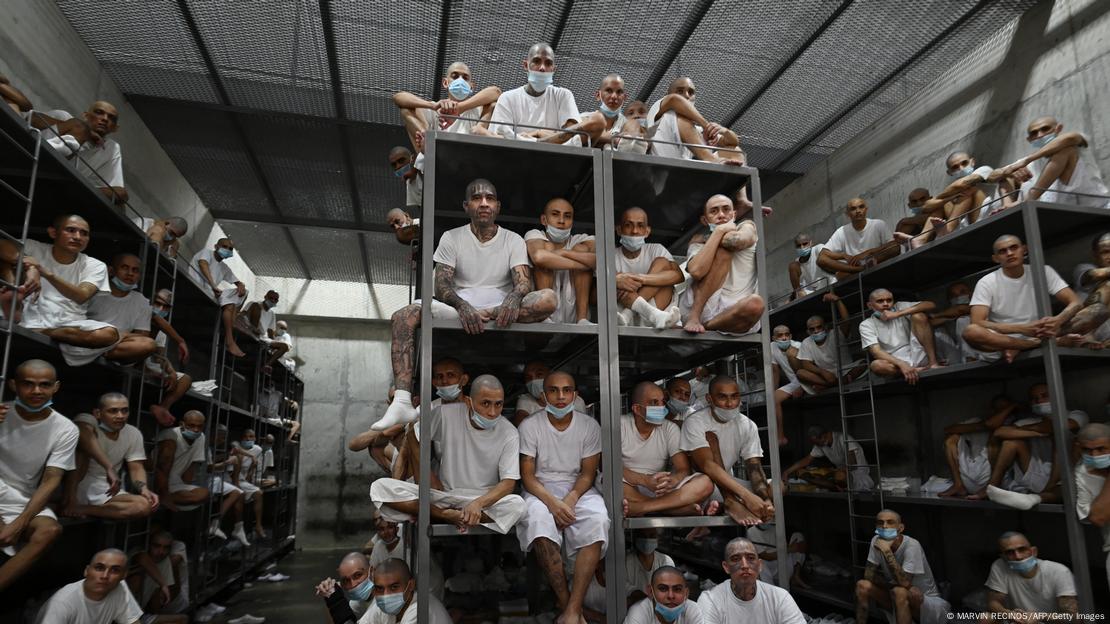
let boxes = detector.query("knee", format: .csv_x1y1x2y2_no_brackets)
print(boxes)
136,337,157,357
855,579,873,598
890,585,910,605
692,474,715,498
742,295,765,319
96,327,121,345
391,304,420,326
32,519,63,545
128,499,153,520
536,288,557,311
869,360,891,374
191,488,210,502
962,324,985,342
910,312,927,324
944,434,960,450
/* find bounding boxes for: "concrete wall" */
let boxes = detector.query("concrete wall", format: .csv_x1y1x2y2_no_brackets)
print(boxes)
764,0,1110,298
291,317,393,549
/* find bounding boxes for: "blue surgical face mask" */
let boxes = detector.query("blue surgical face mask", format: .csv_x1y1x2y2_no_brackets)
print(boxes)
635,538,658,553
393,163,412,179
13,398,52,414
876,527,898,540
1031,402,1051,416
775,339,792,351
654,601,686,623
471,409,499,430
712,406,739,422
164,232,176,242
242,440,254,449
667,398,688,414
620,235,645,252
111,276,136,291
796,247,812,260
950,295,970,305
436,384,461,400
1030,133,1057,149
263,299,276,310
599,101,622,118
643,405,668,425
872,310,884,319
181,429,200,441
545,225,571,243
375,590,407,615
812,331,828,343
526,378,545,399
908,206,922,216
527,70,554,93
447,77,472,101
545,402,574,419
216,247,234,260
153,307,170,319
346,577,373,602
1082,453,1110,469
952,165,975,177
1007,556,1038,574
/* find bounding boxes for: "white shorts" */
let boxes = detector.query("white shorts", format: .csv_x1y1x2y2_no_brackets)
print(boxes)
758,551,805,585
777,380,802,395
75,475,119,506
517,482,609,555
237,479,261,502
847,468,875,492
958,444,990,492
625,473,699,499
218,289,246,308
370,478,524,535
209,475,243,498
54,319,121,366
414,287,509,320
708,475,753,505
1008,456,1052,494
679,287,760,333
0,480,56,525
888,334,927,367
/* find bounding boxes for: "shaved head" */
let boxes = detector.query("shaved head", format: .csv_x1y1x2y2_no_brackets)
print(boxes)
15,359,56,380
992,234,1023,253
631,381,663,406
620,206,648,224
724,537,756,558
166,216,188,235
527,42,555,61
445,61,471,77
465,178,497,200
543,197,573,216
52,213,89,230
946,151,971,167
97,391,128,409
375,558,412,582
1078,422,1110,442
868,288,892,302
340,551,370,569
1028,116,1058,133
545,370,575,389
470,374,503,396
389,146,412,160
877,508,902,524
708,374,738,395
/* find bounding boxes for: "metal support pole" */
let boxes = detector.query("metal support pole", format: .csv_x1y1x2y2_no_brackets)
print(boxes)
415,131,437,624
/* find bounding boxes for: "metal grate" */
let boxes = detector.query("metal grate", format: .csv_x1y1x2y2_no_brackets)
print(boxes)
219,222,306,279
289,228,366,282
346,123,412,223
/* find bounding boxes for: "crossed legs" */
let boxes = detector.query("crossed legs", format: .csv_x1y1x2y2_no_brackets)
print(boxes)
623,474,715,517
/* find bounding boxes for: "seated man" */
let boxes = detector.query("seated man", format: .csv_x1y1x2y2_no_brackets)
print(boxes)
0,359,78,591
984,531,1078,619
274,320,296,371
1075,422,1110,588
490,42,580,142
192,238,248,357
62,392,158,520
374,179,556,431
1069,231,1110,345
332,558,450,623
147,288,194,426
517,371,609,624
963,235,1088,361
140,216,188,258
625,565,701,624
621,382,715,517
514,360,587,425
788,233,837,299
0,73,32,113
87,252,158,363
207,425,250,545
795,294,866,393
681,194,765,335
314,551,374,620
34,549,144,623
614,207,683,329
982,383,1086,508
817,198,898,278
525,197,596,324
680,375,774,526
687,366,712,408
392,61,499,150
938,395,1017,498
929,281,978,364
366,513,403,571
386,207,420,245
698,537,805,623
859,288,942,384
153,410,209,511
9,214,121,365
624,530,675,606
769,325,803,446
428,356,469,410
645,76,743,165
241,290,289,370
371,375,525,534
229,429,266,540
560,73,638,150
747,522,807,588
1000,115,1110,208
128,530,190,623
388,146,423,208
918,152,1006,235
892,188,935,249
855,509,949,624
261,433,278,486
664,378,692,424
30,101,128,203
783,425,875,492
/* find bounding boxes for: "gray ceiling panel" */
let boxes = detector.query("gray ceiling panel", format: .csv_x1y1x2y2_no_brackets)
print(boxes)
347,124,412,223
366,231,416,286
219,222,306,279
289,228,366,282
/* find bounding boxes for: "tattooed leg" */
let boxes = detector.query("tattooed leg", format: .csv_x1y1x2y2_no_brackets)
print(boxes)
532,537,570,610
390,303,421,391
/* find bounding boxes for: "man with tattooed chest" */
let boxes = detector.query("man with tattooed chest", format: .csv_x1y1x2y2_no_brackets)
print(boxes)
373,178,557,431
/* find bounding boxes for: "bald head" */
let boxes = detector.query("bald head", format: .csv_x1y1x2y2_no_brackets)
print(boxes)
631,381,664,407
340,551,370,570
868,288,892,302
389,146,412,161
470,374,504,396
182,410,205,427
465,178,497,201
1027,116,1059,134
992,234,1024,253
1078,422,1110,443
545,370,575,389
445,61,471,78
877,508,902,524
724,537,756,558
527,42,555,62
52,213,89,230
374,558,412,582
166,216,188,236
15,358,56,383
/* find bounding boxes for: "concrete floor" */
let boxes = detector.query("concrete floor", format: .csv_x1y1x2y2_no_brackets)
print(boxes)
212,548,344,624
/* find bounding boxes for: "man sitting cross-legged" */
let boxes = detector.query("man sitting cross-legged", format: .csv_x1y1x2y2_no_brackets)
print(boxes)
517,371,609,624
680,375,774,526
621,382,715,518
61,392,158,520
1001,115,1110,208
681,194,765,335
613,207,683,329
524,198,596,324
371,374,524,534
937,395,1018,499
127,530,190,623
87,252,158,363
795,294,867,393
1068,231,1110,346
513,360,588,426
817,198,898,279
782,425,875,492
854,509,950,624
373,178,556,431
859,288,943,384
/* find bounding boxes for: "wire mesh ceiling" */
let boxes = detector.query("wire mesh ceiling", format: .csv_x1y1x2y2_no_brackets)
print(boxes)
54,0,1039,283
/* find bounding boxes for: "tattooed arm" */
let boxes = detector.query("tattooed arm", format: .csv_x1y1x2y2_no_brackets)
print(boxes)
434,263,484,334
495,264,533,328
745,457,771,501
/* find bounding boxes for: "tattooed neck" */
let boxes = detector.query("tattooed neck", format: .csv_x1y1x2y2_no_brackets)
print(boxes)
470,222,498,242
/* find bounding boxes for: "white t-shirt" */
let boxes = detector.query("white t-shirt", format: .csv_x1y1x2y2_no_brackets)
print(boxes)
697,579,805,624
686,227,758,298
625,597,702,624
824,219,894,257
491,85,580,140
1074,464,1110,551
72,414,144,491
87,290,151,334
518,412,602,485
614,243,673,275
515,394,587,419
43,110,125,189
0,406,78,498
624,550,676,596
191,248,238,287
970,266,1068,326
429,402,520,491
254,303,276,336
859,301,919,353
810,432,865,469
34,579,143,624
797,332,852,372
367,532,406,570
154,428,206,483
679,407,763,474
799,243,837,292
357,594,451,624
620,414,681,475
432,225,530,296
866,535,939,596
770,341,801,385
420,107,481,135
405,173,423,207
228,443,264,481
1023,142,1110,208
984,558,1076,613
20,239,110,329
262,448,275,472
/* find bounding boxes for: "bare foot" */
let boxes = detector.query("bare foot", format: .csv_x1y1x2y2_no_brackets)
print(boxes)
149,404,175,427
1056,334,1083,348
555,610,584,624
683,319,706,334
938,483,967,498
685,527,710,542
1002,349,1020,364
622,498,635,517
966,488,988,500
227,341,246,358
725,502,763,526
703,500,720,516
60,503,84,519
927,362,945,370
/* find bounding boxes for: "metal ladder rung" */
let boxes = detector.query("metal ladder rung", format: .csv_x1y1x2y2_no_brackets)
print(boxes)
0,177,30,204
843,413,875,420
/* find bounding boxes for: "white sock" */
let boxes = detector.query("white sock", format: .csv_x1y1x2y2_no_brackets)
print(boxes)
631,297,664,324
234,521,244,532
371,390,419,431
986,485,1041,510
394,390,413,406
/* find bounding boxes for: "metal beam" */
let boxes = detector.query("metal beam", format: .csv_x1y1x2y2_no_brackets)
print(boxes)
767,0,995,172
722,0,854,128
429,0,454,101
126,94,404,132
634,0,715,102
213,212,393,234
175,0,313,280
549,0,576,50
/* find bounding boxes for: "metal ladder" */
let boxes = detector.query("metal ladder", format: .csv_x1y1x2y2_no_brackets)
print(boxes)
0,124,40,403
